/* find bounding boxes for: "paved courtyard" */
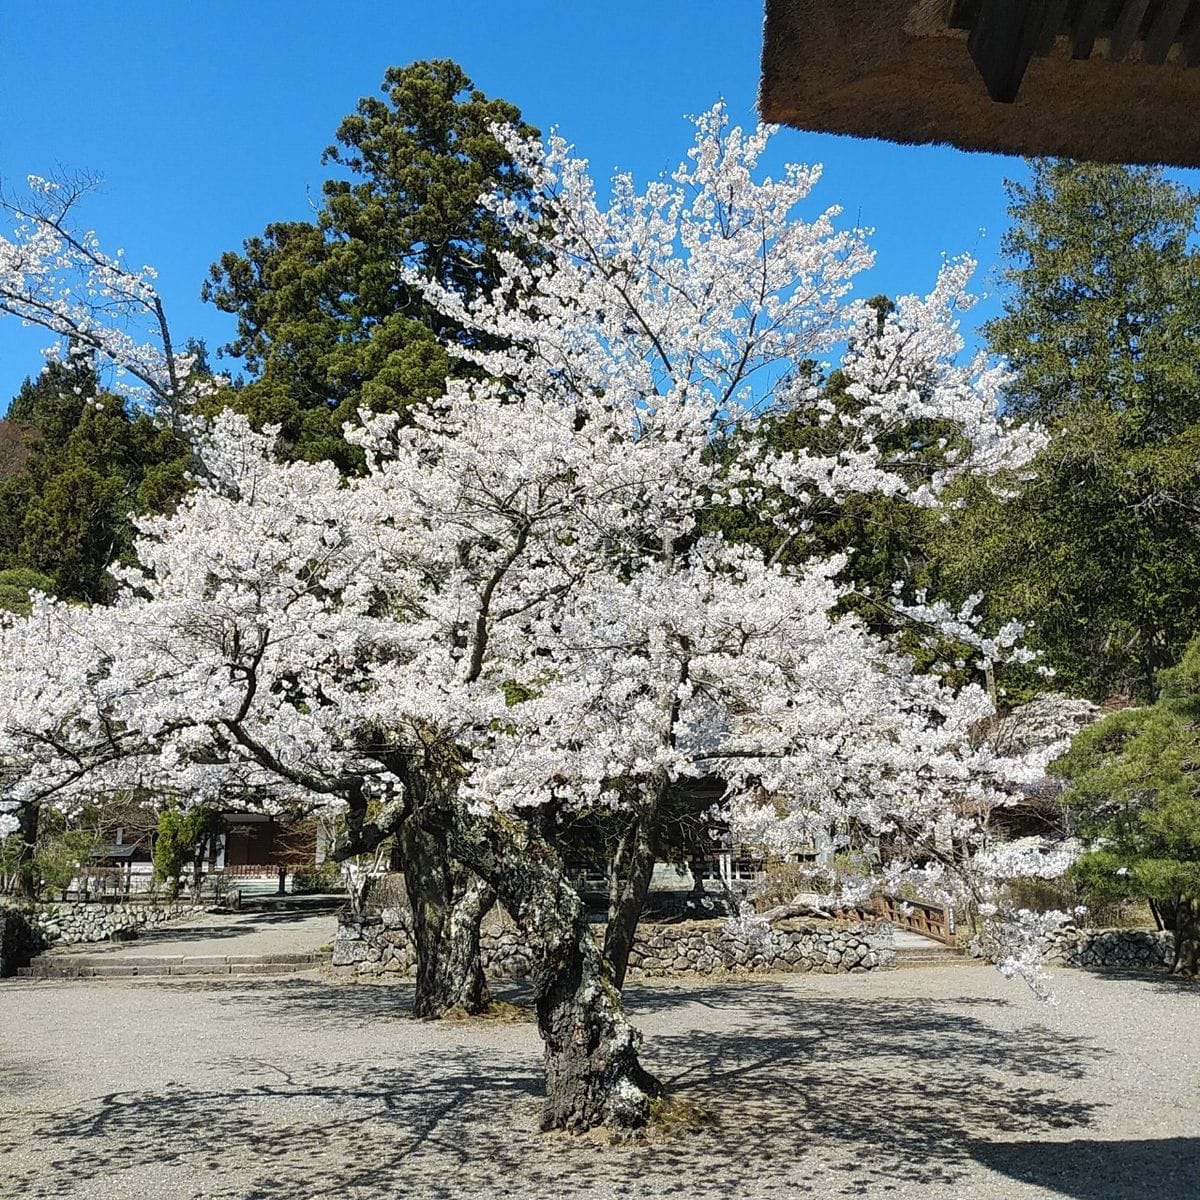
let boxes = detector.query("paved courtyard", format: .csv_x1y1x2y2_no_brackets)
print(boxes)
1,964,1197,1199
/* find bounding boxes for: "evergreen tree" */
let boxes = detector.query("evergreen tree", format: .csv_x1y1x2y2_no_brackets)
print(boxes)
0,358,190,602
988,161,1200,426
1053,637,1200,977
202,60,540,467
931,161,1200,701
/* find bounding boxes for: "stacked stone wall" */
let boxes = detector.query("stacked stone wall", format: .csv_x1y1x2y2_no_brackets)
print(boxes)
332,907,894,978
30,901,204,947
1041,925,1175,970
628,922,889,974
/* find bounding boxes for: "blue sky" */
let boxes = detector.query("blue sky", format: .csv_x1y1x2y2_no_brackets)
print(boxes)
1,1,1186,410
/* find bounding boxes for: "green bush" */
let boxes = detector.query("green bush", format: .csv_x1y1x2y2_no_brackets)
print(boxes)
292,858,345,894
153,806,218,900
33,829,100,900
0,567,55,615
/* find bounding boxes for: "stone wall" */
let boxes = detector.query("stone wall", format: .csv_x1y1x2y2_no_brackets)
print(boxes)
1041,925,1175,971
31,901,205,947
332,907,894,978
628,921,890,974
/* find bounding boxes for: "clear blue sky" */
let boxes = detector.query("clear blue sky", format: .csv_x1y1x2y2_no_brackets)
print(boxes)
2,1,1193,410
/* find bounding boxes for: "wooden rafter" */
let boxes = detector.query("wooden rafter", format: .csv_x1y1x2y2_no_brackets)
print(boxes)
949,0,1200,101
1109,0,1152,61
1071,0,1110,60
968,0,1052,102
1036,0,1072,53
1144,0,1192,63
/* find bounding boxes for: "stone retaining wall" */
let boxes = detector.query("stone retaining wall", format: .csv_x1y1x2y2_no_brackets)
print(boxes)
1041,925,1175,971
332,908,894,978
628,921,891,974
30,901,205,947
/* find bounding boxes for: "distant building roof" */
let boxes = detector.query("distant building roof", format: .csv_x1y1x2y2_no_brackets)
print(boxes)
88,843,140,862
761,1,1200,167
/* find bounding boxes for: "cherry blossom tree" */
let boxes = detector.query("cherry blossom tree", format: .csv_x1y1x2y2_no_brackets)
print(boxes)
0,599,145,896
0,171,223,891
0,107,1050,1130
405,106,1044,990
0,171,197,424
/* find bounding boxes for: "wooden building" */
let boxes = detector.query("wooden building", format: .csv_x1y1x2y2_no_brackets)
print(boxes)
761,1,1200,167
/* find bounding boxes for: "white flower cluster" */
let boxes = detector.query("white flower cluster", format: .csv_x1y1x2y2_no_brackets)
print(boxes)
0,171,194,417
974,901,1084,1003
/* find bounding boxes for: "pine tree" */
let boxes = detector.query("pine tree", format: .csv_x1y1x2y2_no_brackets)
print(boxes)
1054,637,1200,976
931,161,1200,701
202,60,540,467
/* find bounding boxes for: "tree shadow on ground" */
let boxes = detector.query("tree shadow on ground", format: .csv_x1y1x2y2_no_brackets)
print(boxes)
970,1136,1200,1200
1065,964,1200,998
2,979,1122,1199
191,974,537,1026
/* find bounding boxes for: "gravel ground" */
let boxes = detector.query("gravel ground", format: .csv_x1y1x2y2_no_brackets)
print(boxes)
1,964,1197,1199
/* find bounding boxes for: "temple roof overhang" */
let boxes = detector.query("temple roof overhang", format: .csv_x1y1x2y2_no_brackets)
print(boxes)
760,1,1200,167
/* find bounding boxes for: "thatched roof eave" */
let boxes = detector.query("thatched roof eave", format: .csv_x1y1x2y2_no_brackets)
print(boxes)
761,1,1200,168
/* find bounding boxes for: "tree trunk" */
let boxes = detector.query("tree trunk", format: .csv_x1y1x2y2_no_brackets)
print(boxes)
603,664,688,991
434,801,661,1131
603,806,659,990
537,909,661,1132
399,819,495,1019
331,777,494,1020
1170,897,1200,978
13,802,39,899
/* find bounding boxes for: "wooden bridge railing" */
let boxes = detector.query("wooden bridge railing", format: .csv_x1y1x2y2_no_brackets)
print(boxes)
818,896,958,946
875,894,958,945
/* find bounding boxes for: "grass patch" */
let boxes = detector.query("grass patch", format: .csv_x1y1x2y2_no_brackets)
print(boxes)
645,1093,715,1139
439,998,532,1023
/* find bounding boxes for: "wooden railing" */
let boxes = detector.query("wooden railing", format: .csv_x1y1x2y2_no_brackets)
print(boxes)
876,894,957,945
211,864,282,879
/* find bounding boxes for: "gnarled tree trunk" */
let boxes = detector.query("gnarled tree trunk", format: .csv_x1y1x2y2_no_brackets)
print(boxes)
13,802,39,899
603,664,691,992
1171,897,1200,978
333,777,493,1020
399,819,495,1018
603,804,659,991
434,801,661,1131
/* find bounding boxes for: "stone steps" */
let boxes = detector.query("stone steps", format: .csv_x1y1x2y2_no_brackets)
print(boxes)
236,894,344,914
893,945,975,968
17,951,326,980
